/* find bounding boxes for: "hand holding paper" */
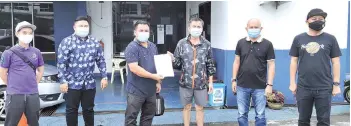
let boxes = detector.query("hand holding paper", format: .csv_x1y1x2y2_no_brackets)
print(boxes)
154,54,174,77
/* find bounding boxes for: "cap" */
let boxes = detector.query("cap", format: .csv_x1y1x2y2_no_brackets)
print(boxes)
306,8,327,20
15,21,37,33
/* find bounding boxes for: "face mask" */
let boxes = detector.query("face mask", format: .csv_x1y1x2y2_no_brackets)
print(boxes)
190,28,202,37
248,28,261,39
75,27,89,37
137,32,150,42
18,35,33,44
308,20,325,31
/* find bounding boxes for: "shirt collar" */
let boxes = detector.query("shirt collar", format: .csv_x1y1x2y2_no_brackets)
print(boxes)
72,34,91,42
15,43,31,50
134,38,151,48
186,34,205,46
246,36,263,43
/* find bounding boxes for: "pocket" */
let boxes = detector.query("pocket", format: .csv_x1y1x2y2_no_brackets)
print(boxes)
5,94,11,109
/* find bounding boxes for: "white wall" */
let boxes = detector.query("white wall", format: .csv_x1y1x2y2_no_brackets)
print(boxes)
86,1,113,73
226,1,349,50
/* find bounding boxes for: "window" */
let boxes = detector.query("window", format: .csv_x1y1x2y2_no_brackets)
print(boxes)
141,4,149,15
39,3,53,12
13,3,29,11
121,4,137,15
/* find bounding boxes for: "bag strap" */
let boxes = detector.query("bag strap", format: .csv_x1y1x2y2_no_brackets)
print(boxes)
8,48,36,72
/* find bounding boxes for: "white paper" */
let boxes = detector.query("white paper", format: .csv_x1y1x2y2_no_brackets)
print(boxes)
166,25,173,35
157,25,164,44
154,54,174,77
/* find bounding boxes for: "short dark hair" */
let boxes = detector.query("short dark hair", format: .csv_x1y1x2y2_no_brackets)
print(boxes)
134,20,150,30
188,17,204,27
75,16,89,22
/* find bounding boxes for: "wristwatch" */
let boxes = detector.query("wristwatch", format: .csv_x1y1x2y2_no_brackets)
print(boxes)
333,82,340,86
266,83,273,86
231,78,237,82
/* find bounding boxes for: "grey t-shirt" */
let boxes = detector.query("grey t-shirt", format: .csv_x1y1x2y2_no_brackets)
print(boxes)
289,32,342,90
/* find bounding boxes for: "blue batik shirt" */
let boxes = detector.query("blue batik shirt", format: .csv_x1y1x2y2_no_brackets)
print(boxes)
57,34,107,90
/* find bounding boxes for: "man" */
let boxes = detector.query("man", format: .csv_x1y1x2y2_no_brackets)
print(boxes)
57,16,108,126
124,20,163,126
168,17,216,126
0,21,44,126
232,18,275,126
289,8,341,126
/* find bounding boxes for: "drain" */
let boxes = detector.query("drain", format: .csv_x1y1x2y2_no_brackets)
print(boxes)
40,105,59,117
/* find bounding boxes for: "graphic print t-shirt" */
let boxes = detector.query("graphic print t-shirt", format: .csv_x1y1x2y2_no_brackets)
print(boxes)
289,32,342,90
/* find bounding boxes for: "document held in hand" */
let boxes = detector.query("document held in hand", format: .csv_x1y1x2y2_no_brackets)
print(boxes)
154,54,174,77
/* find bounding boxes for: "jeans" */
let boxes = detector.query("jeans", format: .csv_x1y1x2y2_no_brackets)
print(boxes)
296,87,332,126
125,93,156,126
237,86,266,126
65,88,96,126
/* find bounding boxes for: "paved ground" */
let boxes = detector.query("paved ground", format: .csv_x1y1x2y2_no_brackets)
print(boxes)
0,105,349,126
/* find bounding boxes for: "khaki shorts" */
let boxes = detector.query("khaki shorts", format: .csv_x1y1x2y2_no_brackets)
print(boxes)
179,87,208,106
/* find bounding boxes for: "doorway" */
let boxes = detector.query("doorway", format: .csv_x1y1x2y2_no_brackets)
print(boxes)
199,2,211,41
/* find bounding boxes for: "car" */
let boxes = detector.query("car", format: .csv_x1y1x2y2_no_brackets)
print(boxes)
344,74,350,103
0,48,64,121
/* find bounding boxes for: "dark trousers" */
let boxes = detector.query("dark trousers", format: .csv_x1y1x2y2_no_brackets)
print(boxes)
125,93,156,126
296,87,332,126
65,88,96,126
5,94,40,126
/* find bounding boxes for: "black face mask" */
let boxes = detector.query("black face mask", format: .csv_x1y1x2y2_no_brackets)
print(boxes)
308,21,325,31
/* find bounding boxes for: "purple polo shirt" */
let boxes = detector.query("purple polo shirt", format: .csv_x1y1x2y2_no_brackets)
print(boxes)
0,45,44,94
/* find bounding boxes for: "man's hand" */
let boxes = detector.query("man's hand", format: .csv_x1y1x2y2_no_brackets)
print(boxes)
232,81,237,94
60,83,68,93
167,51,174,60
156,83,161,93
289,83,297,95
265,85,273,96
208,83,213,94
152,74,164,82
332,85,341,96
101,79,108,90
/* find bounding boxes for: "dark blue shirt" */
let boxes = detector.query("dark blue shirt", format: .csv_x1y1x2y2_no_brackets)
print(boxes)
124,40,158,97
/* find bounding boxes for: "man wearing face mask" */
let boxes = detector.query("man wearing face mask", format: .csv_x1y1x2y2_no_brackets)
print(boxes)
289,8,341,126
232,18,275,126
0,21,44,126
167,17,216,126
124,20,163,126
57,16,108,126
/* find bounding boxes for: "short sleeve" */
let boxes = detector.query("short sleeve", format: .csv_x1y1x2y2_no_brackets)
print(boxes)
289,36,299,57
235,41,241,55
330,36,342,58
37,50,44,67
266,42,275,60
125,43,139,63
0,50,11,68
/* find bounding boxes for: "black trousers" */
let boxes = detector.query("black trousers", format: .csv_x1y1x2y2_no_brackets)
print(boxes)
5,94,40,126
296,87,332,126
65,88,96,126
125,93,156,126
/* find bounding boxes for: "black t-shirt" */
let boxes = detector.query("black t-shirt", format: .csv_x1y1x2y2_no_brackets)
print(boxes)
235,38,275,89
289,32,342,90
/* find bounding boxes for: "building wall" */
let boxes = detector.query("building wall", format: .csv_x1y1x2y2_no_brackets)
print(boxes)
86,1,113,73
186,1,350,106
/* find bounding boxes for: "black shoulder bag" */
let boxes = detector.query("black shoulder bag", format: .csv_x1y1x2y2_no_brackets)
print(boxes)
155,93,165,116
8,47,36,72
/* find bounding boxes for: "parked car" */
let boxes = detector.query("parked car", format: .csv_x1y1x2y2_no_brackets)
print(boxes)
344,74,350,103
0,47,64,121
0,34,55,52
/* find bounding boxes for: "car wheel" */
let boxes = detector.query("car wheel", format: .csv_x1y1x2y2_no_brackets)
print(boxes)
344,87,350,104
0,95,6,121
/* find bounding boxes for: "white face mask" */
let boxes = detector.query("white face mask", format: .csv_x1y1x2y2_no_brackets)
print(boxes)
75,27,89,37
190,28,203,37
18,35,33,44
137,32,150,42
